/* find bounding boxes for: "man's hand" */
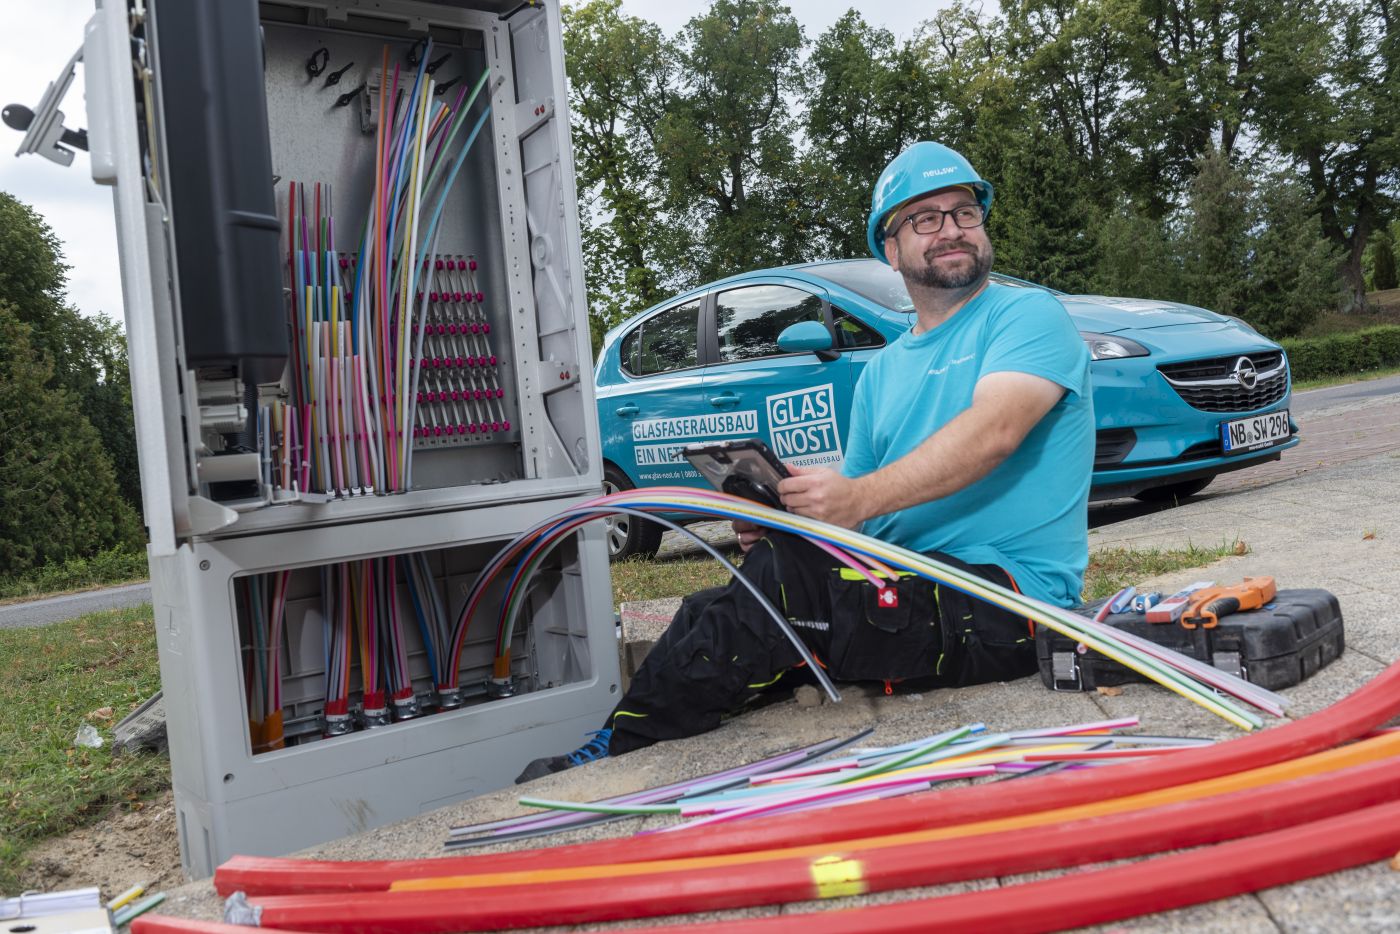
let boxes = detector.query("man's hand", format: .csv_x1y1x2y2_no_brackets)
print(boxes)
778,465,868,529
731,519,767,553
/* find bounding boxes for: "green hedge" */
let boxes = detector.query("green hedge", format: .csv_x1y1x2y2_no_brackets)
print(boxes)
1281,326,1400,382
0,546,148,602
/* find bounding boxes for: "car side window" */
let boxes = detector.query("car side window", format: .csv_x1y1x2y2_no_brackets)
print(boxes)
715,285,824,363
620,300,702,377
832,307,885,349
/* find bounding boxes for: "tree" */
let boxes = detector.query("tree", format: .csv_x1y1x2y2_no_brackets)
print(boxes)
1000,0,1136,208
1367,225,1397,291
1253,0,1400,311
1245,173,1342,336
1093,196,1183,300
0,302,141,576
1118,0,1270,214
804,11,938,258
991,124,1102,294
562,0,672,348
1179,147,1253,317
650,0,808,283
0,192,140,508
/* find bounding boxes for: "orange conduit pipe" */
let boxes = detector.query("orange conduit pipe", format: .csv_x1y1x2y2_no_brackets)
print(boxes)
216,661,1400,896
243,750,1400,933
624,797,1400,934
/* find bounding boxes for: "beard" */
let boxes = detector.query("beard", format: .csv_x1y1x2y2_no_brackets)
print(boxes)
902,238,993,290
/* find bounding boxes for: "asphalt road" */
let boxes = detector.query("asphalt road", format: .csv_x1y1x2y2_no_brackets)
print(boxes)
0,581,152,630
1288,372,1400,414
4,374,1398,630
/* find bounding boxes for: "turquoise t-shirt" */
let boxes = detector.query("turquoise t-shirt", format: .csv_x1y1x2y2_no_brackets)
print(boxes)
842,282,1094,607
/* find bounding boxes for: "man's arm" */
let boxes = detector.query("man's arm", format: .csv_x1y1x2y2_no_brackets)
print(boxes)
777,371,1066,528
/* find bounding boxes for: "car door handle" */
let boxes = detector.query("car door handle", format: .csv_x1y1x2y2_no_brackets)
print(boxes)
615,403,639,417
708,392,741,408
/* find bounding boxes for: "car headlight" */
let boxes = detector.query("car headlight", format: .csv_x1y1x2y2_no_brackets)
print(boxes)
1080,332,1149,360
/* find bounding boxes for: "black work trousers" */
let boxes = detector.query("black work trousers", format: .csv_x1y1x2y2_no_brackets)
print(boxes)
608,532,1039,755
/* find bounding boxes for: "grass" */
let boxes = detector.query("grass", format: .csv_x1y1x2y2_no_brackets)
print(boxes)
1081,540,1242,601
610,539,1242,606
609,553,735,606
0,605,168,891
0,547,149,605
0,537,1240,888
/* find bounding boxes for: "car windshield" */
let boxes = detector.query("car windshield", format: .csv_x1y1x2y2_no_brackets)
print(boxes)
810,260,1039,313
811,261,915,312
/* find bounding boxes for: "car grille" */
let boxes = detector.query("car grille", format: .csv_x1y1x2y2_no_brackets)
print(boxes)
1158,352,1288,413
1094,428,1136,468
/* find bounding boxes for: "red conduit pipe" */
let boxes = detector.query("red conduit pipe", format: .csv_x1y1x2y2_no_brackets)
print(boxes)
131,920,318,934
215,660,1400,896
240,754,1400,933
629,797,1400,934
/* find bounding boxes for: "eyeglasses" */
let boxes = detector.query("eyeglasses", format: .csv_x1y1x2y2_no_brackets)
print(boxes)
890,204,986,236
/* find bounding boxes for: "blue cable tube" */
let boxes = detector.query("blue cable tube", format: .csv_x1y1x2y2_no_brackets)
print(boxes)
403,560,443,685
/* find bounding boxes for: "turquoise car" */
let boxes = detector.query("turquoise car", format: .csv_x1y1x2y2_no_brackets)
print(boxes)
594,259,1299,558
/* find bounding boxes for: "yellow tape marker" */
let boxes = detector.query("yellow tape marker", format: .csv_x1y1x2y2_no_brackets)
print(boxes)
810,854,867,899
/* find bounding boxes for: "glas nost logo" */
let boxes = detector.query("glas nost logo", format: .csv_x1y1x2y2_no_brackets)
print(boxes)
767,385,843,463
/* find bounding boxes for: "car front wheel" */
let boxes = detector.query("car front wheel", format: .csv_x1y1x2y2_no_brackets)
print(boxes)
602,466,664,560
1132,476,1214,504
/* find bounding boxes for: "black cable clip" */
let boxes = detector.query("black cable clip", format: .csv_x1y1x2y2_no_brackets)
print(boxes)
334,81,367,108
426,53,451,75
306,47,330,78
433,76,462,97
407,38,428,67
324,61,355,88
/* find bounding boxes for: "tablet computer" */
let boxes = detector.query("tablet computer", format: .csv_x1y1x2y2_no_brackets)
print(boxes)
682,438,790,509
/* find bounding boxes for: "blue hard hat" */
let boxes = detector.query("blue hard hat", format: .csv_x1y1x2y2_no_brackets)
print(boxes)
866,142,994,263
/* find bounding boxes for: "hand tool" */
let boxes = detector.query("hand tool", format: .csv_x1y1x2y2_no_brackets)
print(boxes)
1181,577,1277,630
1145,581,1215,624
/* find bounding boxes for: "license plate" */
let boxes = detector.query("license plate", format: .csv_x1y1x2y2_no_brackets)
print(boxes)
1221,409,1290,454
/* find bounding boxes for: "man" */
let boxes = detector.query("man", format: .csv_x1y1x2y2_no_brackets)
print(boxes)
517,141,1093,782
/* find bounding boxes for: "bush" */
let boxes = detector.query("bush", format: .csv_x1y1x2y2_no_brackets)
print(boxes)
0,547,149,602
1281,326,1400,381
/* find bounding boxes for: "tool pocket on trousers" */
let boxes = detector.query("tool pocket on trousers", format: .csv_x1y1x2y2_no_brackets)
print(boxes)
942,580,1038,687
826,572,943,682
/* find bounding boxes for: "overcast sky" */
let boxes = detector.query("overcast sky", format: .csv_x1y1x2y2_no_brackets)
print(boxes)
0,2,941,326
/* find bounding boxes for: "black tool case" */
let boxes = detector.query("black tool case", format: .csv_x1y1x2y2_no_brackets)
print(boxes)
1037,589,1345,692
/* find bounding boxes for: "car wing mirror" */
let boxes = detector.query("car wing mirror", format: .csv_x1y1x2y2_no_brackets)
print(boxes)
777,321,838,362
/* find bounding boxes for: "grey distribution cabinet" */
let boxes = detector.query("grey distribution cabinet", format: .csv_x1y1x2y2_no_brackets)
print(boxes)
77,0,618,877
